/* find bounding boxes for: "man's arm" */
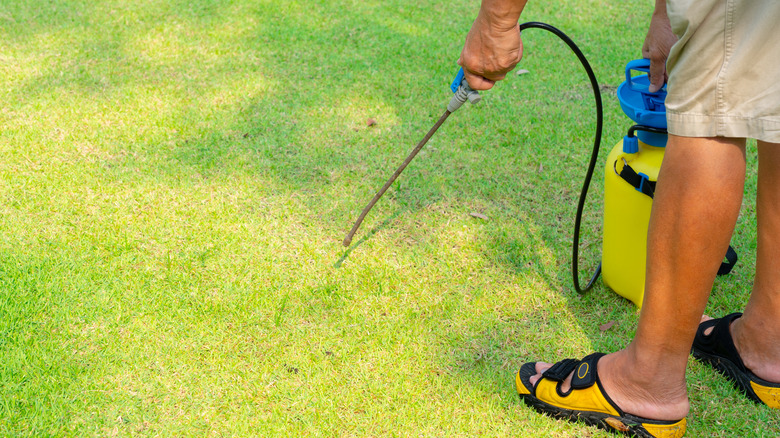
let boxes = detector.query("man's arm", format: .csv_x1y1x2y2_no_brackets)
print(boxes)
461,0,676,93
643,0,677,92
458,0,529,90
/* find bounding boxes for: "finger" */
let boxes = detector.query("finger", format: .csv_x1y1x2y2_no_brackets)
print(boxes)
641,40,651,60
648,57,666,93
461,69,496,91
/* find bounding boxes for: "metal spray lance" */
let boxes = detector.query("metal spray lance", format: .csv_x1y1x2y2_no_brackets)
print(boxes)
342,68,481,247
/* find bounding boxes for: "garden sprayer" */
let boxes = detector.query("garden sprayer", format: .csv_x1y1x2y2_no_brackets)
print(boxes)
343,22,736,306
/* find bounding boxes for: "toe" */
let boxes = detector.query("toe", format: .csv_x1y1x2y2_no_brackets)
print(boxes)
528,362,575,393
529,362,552,386
700,314,714,336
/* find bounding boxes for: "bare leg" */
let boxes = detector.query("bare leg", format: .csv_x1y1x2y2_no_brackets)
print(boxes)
530,135,747,420
729,141,780,383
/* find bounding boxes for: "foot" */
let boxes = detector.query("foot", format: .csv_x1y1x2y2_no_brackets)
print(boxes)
529,349,690,421
701,314,780,384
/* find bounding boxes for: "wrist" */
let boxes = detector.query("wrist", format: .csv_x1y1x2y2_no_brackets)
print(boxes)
482,12,520,30
477,1,526,32
652,0,668,18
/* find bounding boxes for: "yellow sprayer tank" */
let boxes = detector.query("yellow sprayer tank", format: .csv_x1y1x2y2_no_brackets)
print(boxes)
601,60,667,307
602,138,665,307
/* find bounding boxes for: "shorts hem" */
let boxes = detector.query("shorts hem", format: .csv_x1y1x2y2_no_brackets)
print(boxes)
667,111,780,143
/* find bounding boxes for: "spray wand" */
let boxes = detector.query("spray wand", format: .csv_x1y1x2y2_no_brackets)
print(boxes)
341,69,481,247
343,22,604,295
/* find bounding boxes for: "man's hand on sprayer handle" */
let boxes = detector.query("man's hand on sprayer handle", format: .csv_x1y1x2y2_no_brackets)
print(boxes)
643,0,678,93
458,0,529,91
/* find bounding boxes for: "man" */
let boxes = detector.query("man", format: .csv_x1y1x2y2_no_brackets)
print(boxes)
459,0,780,436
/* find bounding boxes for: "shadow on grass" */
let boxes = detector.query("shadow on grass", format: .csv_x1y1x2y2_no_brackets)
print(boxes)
334,209,404,268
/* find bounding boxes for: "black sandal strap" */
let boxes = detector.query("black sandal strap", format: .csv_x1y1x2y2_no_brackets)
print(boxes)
571,353,604,389
542,358,579,381
693,312,746,372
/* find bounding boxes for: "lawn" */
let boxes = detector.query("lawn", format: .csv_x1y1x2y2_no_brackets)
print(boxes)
1,0,776,436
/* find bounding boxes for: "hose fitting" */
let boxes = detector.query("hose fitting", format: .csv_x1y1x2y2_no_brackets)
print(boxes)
447,78,481,112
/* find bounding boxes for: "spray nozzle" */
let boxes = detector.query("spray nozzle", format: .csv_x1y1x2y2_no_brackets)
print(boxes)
447,68,481,112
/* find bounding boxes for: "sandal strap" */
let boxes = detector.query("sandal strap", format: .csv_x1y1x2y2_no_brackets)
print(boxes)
694,312,746,372
542,358,579,381
540,353,605,389
571,353,604,389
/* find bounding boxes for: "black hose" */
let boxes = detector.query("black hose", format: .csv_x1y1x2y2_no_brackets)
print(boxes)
627,124,668,137
517,22,603,294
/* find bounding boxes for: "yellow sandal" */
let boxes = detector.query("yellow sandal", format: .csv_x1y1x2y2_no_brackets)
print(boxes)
516,353,686,437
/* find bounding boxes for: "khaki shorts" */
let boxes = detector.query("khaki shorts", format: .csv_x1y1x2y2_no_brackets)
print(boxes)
665,0,780,142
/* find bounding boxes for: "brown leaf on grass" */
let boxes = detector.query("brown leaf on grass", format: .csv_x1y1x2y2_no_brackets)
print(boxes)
469,212,488,221
599,320,616,332
366,118,377,127
605,417,629,432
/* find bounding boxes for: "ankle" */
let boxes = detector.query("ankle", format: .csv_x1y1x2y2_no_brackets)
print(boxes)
623,341,690,382
731,316,780,383
599,351,690,421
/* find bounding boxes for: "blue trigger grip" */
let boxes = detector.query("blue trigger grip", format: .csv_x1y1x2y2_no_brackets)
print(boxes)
451,68,465,93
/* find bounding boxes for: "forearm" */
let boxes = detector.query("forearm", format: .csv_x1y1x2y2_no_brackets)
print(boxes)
652,0,667,20
458,0,528,89
476,0,529,31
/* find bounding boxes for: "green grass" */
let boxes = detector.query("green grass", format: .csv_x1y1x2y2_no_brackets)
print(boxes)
0,0,776,436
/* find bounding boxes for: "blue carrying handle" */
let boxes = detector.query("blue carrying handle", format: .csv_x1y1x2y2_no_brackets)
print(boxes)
625,59,666,95
625,59,666,113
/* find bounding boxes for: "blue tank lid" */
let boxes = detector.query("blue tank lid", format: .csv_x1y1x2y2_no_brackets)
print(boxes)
617,59,668,148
